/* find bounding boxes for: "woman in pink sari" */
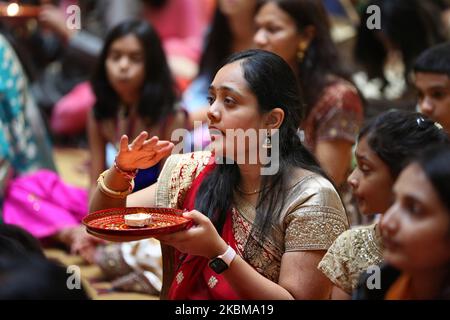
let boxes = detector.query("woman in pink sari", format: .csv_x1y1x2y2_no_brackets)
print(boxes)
90,49,349,299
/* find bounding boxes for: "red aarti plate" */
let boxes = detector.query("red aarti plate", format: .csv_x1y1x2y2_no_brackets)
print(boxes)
82,207,193,242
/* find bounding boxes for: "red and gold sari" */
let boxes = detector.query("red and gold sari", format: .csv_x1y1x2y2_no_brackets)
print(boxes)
155,151,349,300
167,155,240,299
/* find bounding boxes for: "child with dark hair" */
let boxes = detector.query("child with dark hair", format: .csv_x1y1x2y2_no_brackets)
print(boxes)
414,42,450,134
253,0,364,226
318,110,449,299
1,31,88,255
355,145,450,299
77,20,189,292
0,32,55,185
182,0,257,149
89,19,188,194
183,0,256,109
45,0,209,136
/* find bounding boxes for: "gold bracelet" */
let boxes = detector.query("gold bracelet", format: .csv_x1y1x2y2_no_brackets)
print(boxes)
97,169,134,199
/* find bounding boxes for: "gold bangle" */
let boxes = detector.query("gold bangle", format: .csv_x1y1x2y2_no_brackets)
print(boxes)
97,169,134,199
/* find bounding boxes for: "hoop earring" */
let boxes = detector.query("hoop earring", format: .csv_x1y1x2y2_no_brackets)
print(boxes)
262,129,272,149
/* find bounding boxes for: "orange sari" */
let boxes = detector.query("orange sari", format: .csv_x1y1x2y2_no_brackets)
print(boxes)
385,274,413,300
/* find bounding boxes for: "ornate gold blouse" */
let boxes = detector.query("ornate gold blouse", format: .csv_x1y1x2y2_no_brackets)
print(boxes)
156,151,349,282
318,223,384,294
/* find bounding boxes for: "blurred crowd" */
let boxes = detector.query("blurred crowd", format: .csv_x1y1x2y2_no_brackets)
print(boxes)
1,0,450,300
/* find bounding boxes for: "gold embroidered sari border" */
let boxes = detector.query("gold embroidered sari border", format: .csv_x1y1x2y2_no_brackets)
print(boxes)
317,261,353,294
155,153,183,208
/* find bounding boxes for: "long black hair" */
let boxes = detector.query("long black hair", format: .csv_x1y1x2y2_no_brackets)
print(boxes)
359,110,449,179
197,2,257,82
258,0,351,116
196,8,232,81
91,20,177,124
195,49,328,255
355,0,446,84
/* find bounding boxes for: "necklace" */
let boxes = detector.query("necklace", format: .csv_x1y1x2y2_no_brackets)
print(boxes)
236,185,262,195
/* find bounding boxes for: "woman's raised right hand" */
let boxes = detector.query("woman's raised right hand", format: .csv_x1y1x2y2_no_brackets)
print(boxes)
115,131,174,171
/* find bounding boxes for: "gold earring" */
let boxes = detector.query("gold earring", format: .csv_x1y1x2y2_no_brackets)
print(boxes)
262,129,272,149
297,41,308,62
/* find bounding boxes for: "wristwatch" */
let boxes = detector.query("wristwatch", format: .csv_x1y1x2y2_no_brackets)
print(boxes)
208,245,236,274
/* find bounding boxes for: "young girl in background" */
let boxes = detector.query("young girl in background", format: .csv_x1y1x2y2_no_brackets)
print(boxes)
75,20,187,293
318,110,449,299
89,19,188,193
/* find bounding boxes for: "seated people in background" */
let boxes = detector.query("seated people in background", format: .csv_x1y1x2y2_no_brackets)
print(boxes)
38,0,141,136
39,0,210,79
355,145,450,300
413,41,450,134
45,0,209,136
90,49,349,300
89,20,188,195
79,20,188,293
1,31,90,258
1,31,55,214
254,0,364,225
318,110,449,299
33,0,136,113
